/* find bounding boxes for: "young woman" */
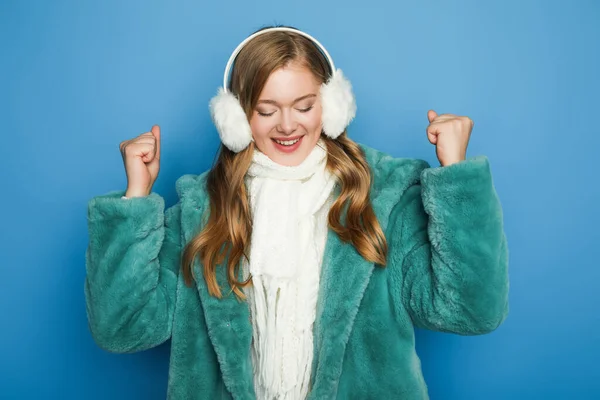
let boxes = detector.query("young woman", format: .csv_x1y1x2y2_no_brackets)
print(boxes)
84,26,509,400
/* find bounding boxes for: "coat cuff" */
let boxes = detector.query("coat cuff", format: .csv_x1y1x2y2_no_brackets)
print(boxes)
87,191,165,235
420,156,494,210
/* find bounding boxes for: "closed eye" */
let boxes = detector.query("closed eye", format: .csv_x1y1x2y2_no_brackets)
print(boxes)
297,106,314,113
256,105,313,117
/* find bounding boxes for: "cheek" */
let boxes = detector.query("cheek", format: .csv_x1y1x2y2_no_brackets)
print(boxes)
302,106,323,133
249,117,274,140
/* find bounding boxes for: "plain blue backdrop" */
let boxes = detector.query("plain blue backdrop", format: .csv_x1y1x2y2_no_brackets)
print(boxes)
1,0,598,399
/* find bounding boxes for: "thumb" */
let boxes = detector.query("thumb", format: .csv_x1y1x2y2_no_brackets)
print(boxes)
427,109,438,123
151,125,161,158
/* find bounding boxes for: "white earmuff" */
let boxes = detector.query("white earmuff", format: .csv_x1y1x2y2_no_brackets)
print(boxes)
209,27,356,153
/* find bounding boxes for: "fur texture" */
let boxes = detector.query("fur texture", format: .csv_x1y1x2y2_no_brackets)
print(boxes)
320,69,356,139
209,88,254,153
85,143,509,399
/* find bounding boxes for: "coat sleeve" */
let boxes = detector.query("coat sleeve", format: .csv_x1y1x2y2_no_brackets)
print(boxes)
387,156,509,335
84,191,182,352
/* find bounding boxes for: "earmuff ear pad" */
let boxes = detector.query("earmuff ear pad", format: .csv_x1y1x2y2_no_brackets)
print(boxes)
209,88,253,153
210,68,356,153
320,69,356,140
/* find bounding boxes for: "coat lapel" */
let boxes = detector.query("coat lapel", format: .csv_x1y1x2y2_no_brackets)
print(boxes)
308,165,407,398
307,189,378,399
178,174,255,400
193,261,255,400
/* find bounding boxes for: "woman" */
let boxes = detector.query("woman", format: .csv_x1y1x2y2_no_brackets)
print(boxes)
84,26,509,399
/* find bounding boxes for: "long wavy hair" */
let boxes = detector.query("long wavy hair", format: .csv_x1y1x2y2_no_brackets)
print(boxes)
181,28,388,298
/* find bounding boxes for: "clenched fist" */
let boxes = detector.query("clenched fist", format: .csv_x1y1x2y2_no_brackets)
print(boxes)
426,110,473,167
119,125,161,198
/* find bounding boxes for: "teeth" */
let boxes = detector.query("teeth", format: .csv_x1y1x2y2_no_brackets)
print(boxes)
274,138,300,146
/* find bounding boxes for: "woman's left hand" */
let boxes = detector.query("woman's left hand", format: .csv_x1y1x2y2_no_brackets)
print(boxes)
426,109,473,166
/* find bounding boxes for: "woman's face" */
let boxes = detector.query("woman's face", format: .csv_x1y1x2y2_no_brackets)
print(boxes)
249,61,323,166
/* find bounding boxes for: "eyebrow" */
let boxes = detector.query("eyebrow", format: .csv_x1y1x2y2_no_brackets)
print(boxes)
257,93,316,105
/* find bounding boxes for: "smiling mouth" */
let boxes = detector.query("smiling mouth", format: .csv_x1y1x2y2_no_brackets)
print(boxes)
271,134,304,145
273,137,301,146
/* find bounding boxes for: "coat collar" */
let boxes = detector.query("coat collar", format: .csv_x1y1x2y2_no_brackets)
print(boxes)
175,143,417,398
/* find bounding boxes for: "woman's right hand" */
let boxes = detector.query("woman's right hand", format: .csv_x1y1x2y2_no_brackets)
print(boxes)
119,125,161,198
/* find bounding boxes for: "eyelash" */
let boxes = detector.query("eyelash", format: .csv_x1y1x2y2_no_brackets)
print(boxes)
257,106,314,117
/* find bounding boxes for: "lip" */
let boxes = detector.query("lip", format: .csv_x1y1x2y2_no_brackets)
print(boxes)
271,135,304,142
271,135,304,153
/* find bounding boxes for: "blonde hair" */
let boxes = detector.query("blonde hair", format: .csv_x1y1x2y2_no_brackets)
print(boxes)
182,28,387,298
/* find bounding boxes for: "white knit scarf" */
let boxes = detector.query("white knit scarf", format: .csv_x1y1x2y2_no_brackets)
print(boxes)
242,139,337,400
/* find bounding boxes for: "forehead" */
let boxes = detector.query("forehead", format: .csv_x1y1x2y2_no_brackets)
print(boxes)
259,62,320,101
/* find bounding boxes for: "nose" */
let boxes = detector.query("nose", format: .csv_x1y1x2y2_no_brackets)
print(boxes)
276,109,298,135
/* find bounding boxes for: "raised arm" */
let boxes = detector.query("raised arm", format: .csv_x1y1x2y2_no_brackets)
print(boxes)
84,193,182,352
388,157,509,334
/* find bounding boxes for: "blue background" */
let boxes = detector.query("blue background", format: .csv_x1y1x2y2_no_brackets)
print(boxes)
1,0,598,398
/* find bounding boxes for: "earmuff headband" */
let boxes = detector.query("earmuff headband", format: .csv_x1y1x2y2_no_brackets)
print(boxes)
221,27,337,92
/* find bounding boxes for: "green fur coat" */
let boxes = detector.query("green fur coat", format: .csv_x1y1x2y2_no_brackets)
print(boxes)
84,143,509,399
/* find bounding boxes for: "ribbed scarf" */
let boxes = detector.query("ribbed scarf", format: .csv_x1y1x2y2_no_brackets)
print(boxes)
242,139,337,399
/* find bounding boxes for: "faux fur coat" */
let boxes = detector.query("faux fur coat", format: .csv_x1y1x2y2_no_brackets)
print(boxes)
84,143,509,399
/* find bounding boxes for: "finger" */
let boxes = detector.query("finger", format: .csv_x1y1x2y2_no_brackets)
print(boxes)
119,140,128,154
151,125,161,159
121,133,155,156
132,137,156,146
429,113,459,125
427,132,437,144
139,142,156,163
427,109,438,123
120,138,146,154
133,133,158,160
426,125,438,144
125,142,156,163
